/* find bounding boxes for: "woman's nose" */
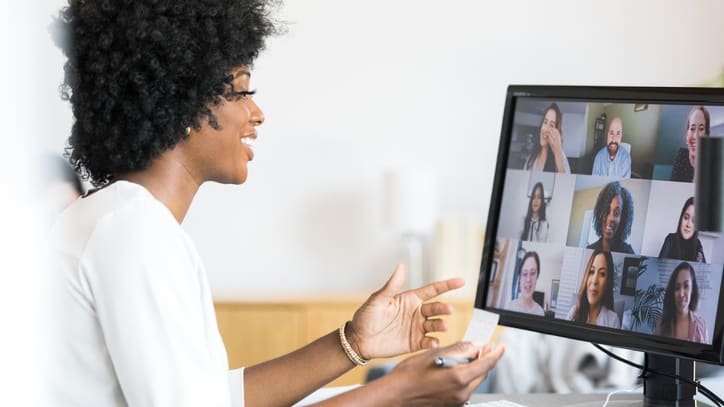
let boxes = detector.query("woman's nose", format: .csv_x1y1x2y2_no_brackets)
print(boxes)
247,98,265,126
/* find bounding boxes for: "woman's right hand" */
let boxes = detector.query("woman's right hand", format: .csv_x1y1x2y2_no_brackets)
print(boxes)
386,341,505,406
547,127,563,153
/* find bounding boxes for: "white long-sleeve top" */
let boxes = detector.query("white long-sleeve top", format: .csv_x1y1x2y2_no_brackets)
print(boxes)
46,181,243,406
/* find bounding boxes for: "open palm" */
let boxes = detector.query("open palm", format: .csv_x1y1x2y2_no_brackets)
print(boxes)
348,264,465,360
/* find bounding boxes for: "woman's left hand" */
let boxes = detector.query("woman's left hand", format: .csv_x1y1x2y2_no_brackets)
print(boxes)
346,264,465,360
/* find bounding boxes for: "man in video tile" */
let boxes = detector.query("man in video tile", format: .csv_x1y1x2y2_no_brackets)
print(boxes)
592,117,631,178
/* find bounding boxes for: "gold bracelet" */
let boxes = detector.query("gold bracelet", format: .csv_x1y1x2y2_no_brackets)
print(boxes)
338,321,369,366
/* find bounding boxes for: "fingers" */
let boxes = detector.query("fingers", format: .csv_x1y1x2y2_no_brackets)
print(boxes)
422,318,448,334
413,277,465,301
482,344,505,362
419,302,454,318
393,343,502,405
376,265,465,302
435,341,481,359
467,344,505,375
420,336,440,349
417,319,448,350
434,342,505,375
376,264,406,297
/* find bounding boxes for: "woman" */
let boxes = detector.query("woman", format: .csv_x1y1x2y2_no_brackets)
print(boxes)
587,181,635,254
659,197,706,263
524,103,571,173
655,262,709,343
520,182,549,242
671,106,710,182
567,250,621,328
47,1,503,406
507,251,545,316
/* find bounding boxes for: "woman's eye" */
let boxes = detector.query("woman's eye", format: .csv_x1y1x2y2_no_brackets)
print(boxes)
236,90,256,99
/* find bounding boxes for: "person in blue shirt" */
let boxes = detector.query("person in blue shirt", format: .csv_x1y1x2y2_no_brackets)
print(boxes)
592,117,631,178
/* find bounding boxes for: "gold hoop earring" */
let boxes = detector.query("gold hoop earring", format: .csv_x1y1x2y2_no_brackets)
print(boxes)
185,127,191,136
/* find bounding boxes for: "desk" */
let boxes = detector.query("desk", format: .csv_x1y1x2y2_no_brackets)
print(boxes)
469,393,715,407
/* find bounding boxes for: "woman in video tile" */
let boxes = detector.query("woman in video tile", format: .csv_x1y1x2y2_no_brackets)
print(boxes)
658,197,706,263
507,251,545,316
567,250,621,328
587,181,635,254
524,103,571,173
670,106,710,182
655,262,709,343
521,182,549,242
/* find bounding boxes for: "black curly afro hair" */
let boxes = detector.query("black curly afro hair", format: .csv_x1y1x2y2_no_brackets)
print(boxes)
53,0,280,186
593,181,634,241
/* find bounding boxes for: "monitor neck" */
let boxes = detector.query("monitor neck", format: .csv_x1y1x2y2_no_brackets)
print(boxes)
643,353,696,407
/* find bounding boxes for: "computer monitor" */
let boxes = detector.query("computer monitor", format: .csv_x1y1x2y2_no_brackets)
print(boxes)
474,86,724,406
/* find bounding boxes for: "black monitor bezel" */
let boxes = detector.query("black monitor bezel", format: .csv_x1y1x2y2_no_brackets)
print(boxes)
474,85,724,364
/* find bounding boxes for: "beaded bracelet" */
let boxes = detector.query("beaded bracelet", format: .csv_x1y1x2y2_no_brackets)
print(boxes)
338,321,369,366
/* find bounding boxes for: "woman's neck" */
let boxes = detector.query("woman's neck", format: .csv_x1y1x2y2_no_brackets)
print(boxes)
588,303,602,323
521,296,536,309
674,310,691,338
676,308,690,320
601,238,613,252
117,149,202,223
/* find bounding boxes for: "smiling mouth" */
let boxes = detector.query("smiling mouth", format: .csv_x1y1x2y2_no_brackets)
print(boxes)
240,136,256,160
241,137,256,147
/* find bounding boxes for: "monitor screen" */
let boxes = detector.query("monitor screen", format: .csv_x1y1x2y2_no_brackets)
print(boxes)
474,86,724,365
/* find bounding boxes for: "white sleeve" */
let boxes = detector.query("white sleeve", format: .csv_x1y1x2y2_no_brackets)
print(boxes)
82,204,231,406
540,220,549,242
562,150,571,174
229,368,244,407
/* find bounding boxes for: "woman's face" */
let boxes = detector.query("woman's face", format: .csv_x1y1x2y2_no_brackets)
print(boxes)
586,253,609,307
680,204,695,240
674,269,693,313
686,109,707,162
603,194,623,240
519,256,539,300
539,109,558,147
192,66,265,184
531,186,543,215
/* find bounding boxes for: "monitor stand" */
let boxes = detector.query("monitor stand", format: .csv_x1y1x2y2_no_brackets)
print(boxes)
643,354,699,407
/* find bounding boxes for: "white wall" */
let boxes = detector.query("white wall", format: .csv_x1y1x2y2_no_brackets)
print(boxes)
34,0,724,298
2,3,51,404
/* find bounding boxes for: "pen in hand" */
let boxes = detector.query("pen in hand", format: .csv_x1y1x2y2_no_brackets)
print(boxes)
434,356,475,368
